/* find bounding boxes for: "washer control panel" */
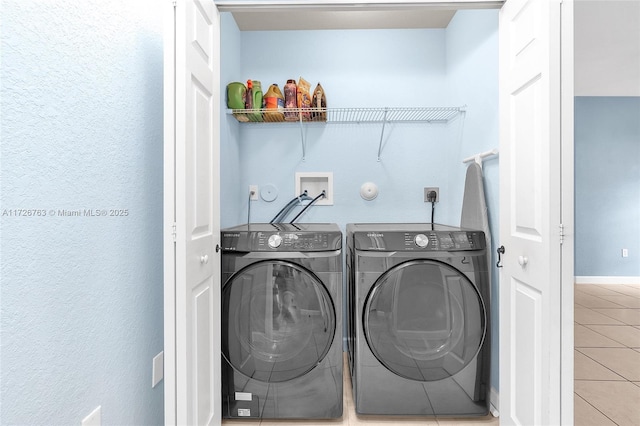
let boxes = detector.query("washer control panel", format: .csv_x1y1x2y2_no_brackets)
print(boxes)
259,232,331,250
221,226,342,252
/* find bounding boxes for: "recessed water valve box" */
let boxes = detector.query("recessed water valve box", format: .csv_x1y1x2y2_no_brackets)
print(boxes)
295,172,333,205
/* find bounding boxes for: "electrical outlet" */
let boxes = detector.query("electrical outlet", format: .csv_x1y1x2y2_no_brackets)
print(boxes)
152,351,164,388
424,187,439,203
249,185,258,201
622,248,629,258
81,406,101,426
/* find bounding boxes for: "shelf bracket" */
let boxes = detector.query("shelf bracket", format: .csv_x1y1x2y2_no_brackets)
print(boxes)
377,108,388,161
298,112,306,161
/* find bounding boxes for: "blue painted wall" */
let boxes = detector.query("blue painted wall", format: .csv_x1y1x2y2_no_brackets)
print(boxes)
575,97,640,277
1,1,164,424
220,9,500,390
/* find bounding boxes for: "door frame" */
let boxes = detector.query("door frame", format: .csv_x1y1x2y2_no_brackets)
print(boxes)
164,0,574,424
560,1,575,424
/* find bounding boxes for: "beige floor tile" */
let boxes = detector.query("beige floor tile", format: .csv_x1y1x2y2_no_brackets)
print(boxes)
600,295,640,308
436,415,499,425
575,380,640,426
575,307,624,325
574,350,625,380
575,285,626,297
604,284,640,298
348,411,439,425
592,308,640,325
575,292,625,308
586,324,640,348
578,347,640,381
574,394,617,426
575,324,624,347
260,420,344,426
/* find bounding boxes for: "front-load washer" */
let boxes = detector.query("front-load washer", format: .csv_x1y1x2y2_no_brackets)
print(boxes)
346,223,490,417
221,223,343,419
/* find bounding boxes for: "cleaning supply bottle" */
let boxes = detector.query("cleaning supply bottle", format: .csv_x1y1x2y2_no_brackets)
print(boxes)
263,83,285,122
245,79,253,110
284,79,298,121
249,80,263,122
311,82,327,122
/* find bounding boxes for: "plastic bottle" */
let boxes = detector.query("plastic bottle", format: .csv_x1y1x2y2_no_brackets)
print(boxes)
249,80,263,122
311,82,327,122
263,84,285,122
245,79,253,110
284,79,298,121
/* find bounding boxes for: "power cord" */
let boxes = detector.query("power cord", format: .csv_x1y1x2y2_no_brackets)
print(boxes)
427,190,437,230
247,188,256,224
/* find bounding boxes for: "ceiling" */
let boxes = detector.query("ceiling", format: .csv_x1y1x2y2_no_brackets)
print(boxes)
230,9,457,30
574,0,640,96
217,1,504,30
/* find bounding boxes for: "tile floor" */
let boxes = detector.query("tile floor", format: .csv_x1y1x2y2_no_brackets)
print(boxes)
223,283,640,425
574,283,640,426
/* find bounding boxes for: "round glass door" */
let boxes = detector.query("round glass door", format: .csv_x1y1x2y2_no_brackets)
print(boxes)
364,259,485,381
222,260,335,383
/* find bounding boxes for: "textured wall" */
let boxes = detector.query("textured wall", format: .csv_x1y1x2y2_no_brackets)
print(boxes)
1,1,164,424
575,97,640,277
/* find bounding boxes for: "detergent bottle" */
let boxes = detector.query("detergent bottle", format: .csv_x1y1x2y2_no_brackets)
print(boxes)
249,80,263,122
263,83,285,122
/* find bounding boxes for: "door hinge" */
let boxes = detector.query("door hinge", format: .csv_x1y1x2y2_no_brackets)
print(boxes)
559,223,565,245
171,222,177,242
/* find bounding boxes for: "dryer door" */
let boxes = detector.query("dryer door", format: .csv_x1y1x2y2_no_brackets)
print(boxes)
222,260,336,383
363,259,485,382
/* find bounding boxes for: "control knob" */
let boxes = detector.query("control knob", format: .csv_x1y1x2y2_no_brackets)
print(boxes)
268,234,282,249
414,234,429,248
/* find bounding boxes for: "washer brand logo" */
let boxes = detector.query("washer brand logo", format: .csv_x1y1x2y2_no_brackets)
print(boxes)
367,233,384,237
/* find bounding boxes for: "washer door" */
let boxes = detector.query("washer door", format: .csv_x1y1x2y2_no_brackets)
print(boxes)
363,259,485,381
222,260,336,383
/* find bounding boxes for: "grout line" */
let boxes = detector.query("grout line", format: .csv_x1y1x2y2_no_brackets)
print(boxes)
574,393,619,426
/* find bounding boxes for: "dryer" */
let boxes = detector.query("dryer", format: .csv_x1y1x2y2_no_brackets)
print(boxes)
346,223,490,417
221,223,343,419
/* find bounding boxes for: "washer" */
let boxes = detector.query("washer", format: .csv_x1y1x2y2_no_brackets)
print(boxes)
346,223,490,417
221,223,343,419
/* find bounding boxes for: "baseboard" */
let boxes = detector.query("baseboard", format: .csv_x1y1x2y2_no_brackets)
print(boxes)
575,276,640,285
489,386,499,417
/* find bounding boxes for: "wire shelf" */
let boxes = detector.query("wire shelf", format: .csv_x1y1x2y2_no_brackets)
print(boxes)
228,106,465,124
226,106,466,161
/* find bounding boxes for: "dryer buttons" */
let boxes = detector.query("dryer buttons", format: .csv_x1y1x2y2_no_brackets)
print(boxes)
268,234,283,249
414,234,429,248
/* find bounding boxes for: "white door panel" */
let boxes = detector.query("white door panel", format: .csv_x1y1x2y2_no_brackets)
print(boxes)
499,0,563,425
165,0,221,424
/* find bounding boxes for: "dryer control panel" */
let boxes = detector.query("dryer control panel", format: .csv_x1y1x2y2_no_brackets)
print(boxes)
351,225,485,252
